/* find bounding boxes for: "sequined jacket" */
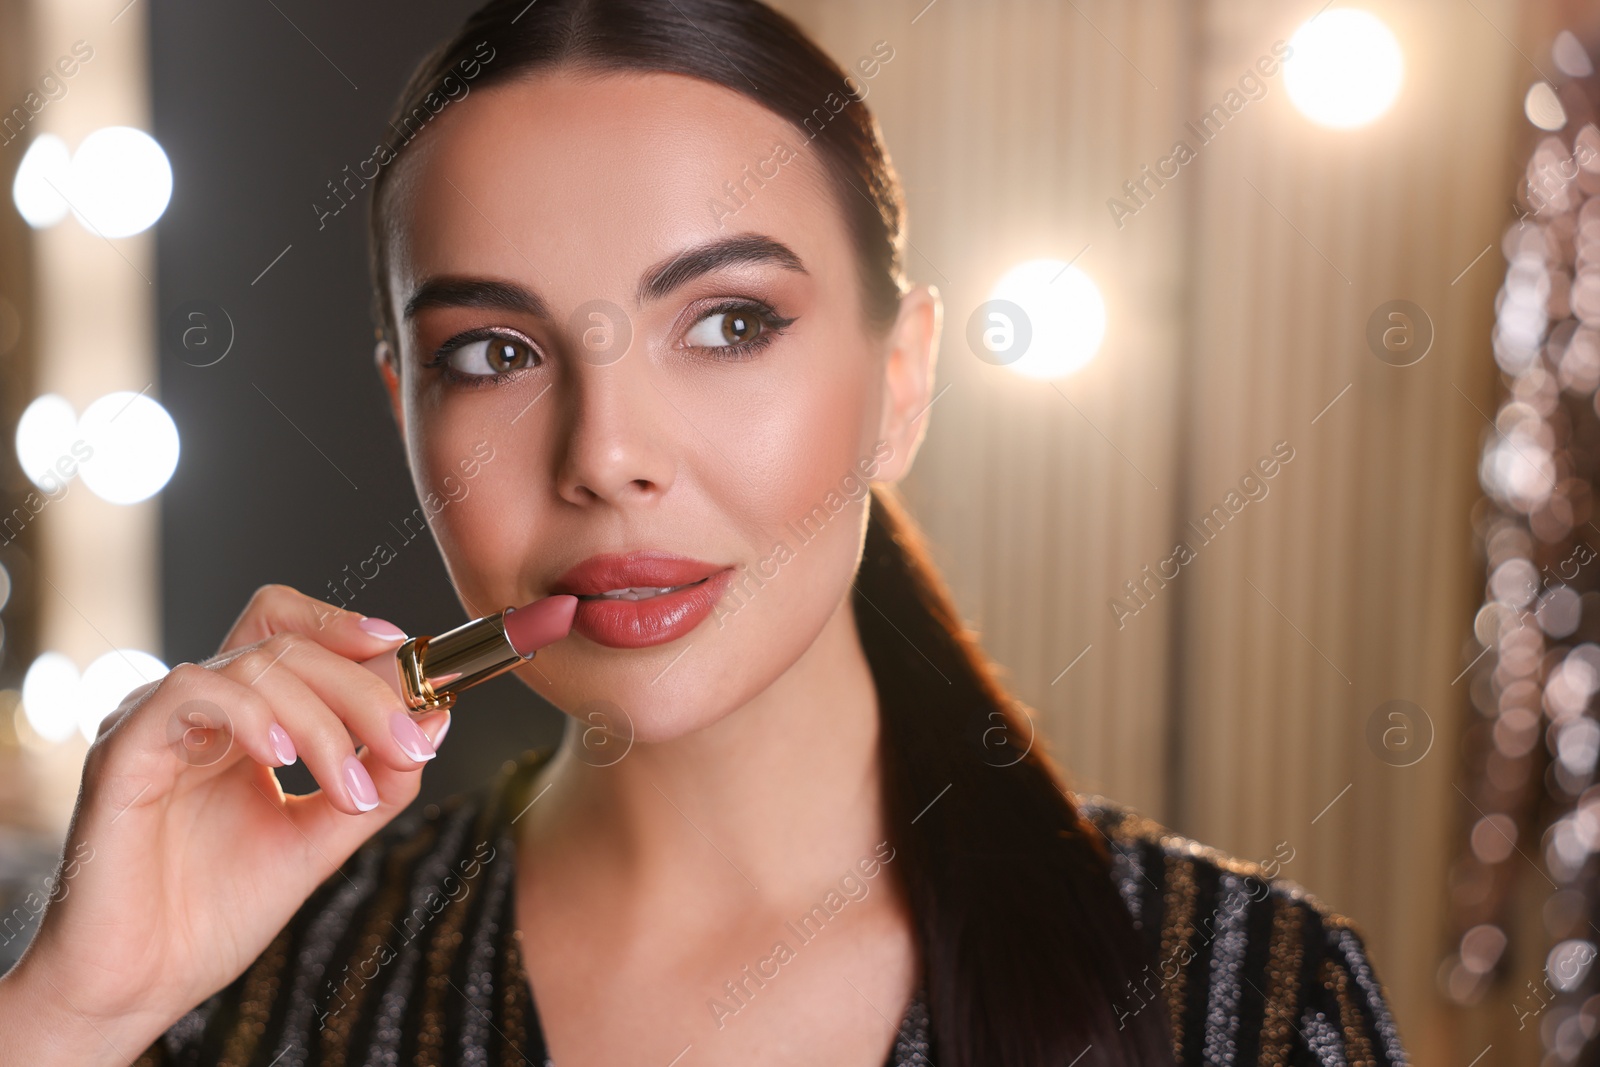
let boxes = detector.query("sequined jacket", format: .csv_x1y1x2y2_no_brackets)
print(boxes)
133,749,1407,1066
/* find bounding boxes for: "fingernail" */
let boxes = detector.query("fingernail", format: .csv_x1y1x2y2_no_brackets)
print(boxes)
267,723,298,766
342,755,380,812
424,712,452,749
358,617,408,641
390,710,437,763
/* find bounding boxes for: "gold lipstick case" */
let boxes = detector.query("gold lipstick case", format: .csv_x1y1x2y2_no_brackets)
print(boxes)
362,608,525,712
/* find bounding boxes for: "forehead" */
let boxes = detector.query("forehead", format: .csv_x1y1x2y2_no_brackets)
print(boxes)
385,66,841,312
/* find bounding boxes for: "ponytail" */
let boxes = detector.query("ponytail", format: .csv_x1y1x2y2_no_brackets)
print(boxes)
856,486,1173,1066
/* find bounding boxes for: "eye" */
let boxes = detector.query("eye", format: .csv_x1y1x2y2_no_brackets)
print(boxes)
685,307,765,347
435,331,541,378
681,301,795,357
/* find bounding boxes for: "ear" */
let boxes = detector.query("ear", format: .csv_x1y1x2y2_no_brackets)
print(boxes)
374,335,405,437
873,283,942,484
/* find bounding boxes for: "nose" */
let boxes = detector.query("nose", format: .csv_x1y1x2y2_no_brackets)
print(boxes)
553,363,675,507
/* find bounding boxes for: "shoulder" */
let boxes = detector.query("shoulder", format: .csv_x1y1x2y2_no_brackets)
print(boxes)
1071,791,1410,1067
132,753,547,1067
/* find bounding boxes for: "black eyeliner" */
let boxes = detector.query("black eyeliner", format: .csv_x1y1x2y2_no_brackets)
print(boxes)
424,326,543,387
686,298,797,359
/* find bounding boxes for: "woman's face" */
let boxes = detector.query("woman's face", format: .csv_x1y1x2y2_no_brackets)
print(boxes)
377,67,937,742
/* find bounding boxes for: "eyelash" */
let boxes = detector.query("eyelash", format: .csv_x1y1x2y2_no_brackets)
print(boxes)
423,327,540,388
683,299,796,361
423,300,796,386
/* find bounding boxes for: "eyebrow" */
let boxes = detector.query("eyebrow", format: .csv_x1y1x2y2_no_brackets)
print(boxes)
400,234,808,322
402,277,548,321
636,233,808,303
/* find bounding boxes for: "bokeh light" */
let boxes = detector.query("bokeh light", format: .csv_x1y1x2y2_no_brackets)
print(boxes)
10,127,172,237
77,391,180,505
67,127,172,238
21,651,81,743
77,649,167,740
15,393,80,492
1460,88,1600,1023
20,648,168,745
986,258,1107,380
11,134,70,229
1526,82,1568,132
1553,30,1594,79
16,392,181,504
1283,9,1404,128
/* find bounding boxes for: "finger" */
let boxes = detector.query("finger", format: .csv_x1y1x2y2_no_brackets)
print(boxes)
215,643,382,815
96,679,163,740
364,708,451,795
217,583,410,661
88,663,289,789
287,709,451,847
216,632,437,774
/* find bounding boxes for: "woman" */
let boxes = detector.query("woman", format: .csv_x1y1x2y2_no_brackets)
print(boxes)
0,0,1407,1064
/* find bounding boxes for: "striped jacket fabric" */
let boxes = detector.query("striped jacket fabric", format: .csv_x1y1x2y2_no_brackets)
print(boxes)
133,749,1406,1066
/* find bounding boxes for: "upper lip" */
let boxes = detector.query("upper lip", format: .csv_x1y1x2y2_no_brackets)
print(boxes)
550,551,728,597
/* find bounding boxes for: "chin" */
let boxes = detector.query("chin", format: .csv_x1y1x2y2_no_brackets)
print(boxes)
513,638,752,747
603,700,732,746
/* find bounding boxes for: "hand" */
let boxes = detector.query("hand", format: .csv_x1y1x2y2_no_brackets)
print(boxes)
0,584,451,1066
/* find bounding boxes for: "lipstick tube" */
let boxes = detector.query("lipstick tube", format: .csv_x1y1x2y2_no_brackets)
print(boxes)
359,595,577,712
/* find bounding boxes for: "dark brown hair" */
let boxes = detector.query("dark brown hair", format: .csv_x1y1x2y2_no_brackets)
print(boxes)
366,2,1172,1063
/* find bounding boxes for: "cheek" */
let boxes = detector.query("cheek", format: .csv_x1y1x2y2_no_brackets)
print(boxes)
409,409,481,501
405,415,526,601
701,344,881,538
702,341,879,640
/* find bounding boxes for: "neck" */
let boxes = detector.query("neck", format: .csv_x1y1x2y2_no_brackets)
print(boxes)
517,595,889,917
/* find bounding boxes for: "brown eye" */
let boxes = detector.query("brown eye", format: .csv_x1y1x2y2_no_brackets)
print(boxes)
445,333,539,377
487,338,528,371
722,311,760,344
685,308,766,348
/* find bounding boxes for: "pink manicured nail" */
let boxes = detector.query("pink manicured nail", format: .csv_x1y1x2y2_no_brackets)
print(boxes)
430,714,452,748
267,723,298,766
358,617,408,641
342,755,380,811
390,710,437,763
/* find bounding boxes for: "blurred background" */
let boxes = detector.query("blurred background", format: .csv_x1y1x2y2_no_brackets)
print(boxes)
0,0,1596,1062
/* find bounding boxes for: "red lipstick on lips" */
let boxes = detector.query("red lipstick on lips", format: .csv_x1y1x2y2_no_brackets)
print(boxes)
359,594,577,711
551,551,733,649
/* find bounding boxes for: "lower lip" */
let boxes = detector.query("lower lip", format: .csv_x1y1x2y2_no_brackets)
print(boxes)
570,569,735,649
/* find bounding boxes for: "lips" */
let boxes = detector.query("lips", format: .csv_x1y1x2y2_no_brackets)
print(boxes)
550,552,734,649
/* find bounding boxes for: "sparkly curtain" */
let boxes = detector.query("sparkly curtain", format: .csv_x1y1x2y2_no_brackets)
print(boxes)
1446,34,1600,1064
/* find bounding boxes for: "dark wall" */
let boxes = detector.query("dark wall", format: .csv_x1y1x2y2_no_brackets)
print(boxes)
151,0,565,809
